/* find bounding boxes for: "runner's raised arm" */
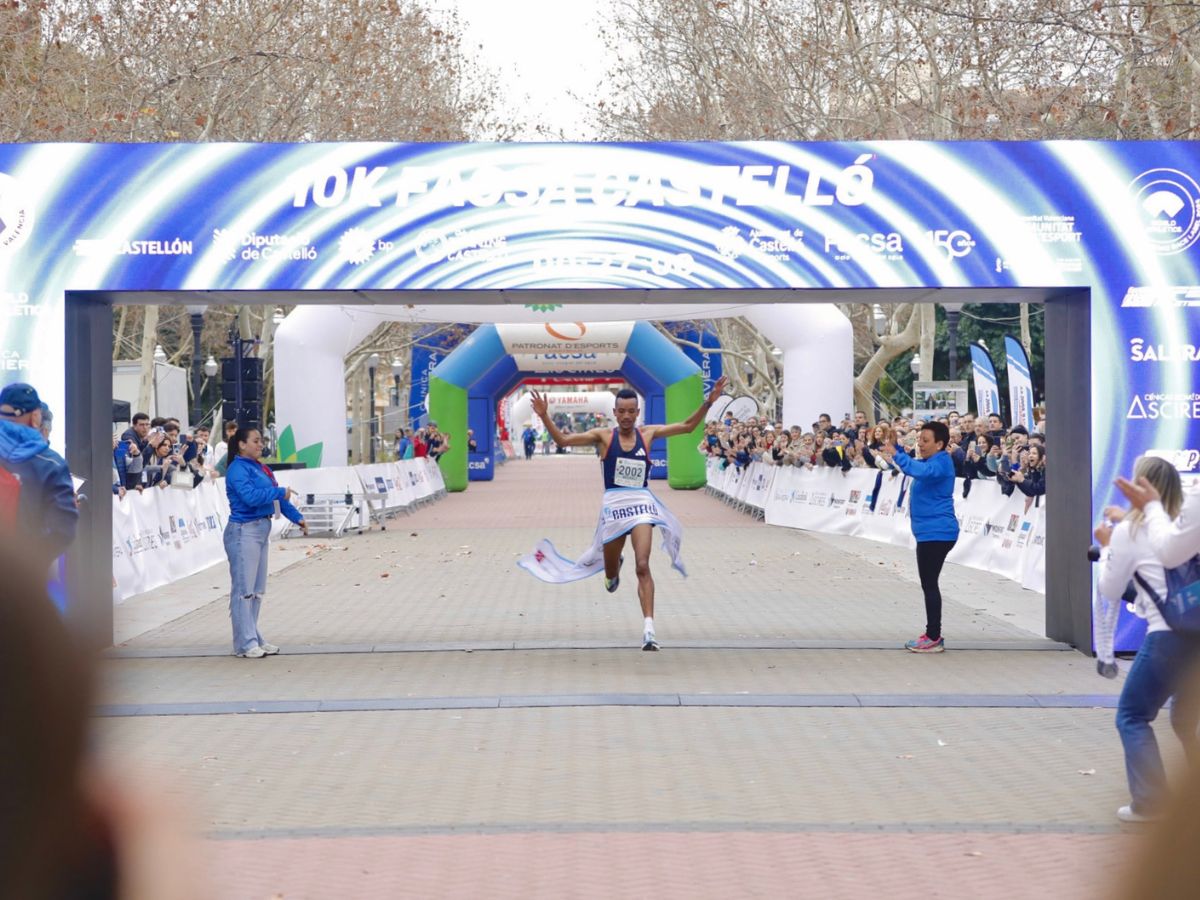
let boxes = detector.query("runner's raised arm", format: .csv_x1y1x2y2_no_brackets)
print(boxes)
530,390,606,448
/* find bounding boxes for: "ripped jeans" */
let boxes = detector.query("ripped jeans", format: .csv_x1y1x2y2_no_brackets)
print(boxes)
224,517,271,654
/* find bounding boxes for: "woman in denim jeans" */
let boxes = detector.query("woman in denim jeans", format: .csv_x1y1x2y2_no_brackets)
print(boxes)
1094,456,1197,823
223,428,306,659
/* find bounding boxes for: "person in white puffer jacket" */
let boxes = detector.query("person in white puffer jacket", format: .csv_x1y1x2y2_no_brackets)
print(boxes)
1095,456,1198,824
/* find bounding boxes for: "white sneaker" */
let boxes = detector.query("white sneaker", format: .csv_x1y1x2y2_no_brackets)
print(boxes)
260,642,280,655
1117,804,1161,823
236,645,266,659
642,631,660,652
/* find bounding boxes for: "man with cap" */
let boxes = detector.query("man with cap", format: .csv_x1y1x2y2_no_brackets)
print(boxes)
0,383,79,572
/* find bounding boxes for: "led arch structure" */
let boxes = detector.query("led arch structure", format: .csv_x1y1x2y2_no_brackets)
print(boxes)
1,139,1196,655
428,320,705,491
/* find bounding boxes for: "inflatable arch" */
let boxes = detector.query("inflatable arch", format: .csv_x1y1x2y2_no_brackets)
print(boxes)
13,138,1199,653
428,321,705,491
274,302,852,470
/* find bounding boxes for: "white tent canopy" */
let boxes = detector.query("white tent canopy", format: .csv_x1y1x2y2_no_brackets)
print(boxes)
274,301,852,467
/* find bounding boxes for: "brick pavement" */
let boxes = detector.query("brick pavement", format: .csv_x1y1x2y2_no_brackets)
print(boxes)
94,455,1171,899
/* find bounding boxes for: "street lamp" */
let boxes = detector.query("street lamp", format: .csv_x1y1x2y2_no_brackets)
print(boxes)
185,304,206,428
910,352,921,376
273,307,285,326
366,353,380,463
391,357,405,408
943,302,964,380
872,303,887,337
201,355,219,425
153,344,167,362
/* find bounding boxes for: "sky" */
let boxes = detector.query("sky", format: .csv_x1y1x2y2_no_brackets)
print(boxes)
434,0,612,140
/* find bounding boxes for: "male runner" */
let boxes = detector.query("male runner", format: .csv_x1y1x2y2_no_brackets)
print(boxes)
520,376,727,650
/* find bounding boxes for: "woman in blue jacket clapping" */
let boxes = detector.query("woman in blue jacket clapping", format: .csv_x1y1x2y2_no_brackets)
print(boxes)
224,427,306,658
877,421,960,653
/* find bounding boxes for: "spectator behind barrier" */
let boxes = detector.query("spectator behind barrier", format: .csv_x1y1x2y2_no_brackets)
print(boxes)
0,382,79,573
702,410,1048,499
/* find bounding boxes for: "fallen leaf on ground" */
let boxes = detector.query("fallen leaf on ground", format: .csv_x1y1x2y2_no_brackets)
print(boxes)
1078,768,1096,776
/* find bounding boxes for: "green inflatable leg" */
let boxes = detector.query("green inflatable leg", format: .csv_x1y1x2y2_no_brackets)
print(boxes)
665,374,706,489
428,377,468,492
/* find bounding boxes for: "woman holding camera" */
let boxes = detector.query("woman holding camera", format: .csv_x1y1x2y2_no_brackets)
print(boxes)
142,431,183,488
224,427,307,659
1094,456,1197,823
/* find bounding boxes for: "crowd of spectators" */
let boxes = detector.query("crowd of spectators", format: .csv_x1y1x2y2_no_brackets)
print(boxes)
112,413,216,498
392,421,451,461
699,406,1047,499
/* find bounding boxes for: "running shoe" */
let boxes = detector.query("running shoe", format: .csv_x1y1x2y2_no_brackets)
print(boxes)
235,645,266,659
260,642,280,656
642,630,660,652
1117,805,1161,824
605,555,625,593
904,634,945,653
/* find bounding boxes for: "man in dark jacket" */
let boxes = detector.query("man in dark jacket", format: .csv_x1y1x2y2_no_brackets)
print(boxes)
115,412,151,490
0,383,79,573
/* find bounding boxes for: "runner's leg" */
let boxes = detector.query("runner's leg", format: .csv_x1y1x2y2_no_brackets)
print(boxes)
603,532,626,580
630,523,654,619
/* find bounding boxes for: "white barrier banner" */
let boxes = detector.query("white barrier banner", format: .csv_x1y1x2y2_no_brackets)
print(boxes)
742,463,774,511
113,461,451,604
357,462,410,511
112,479,230,603
730,464,1046,594
425,458,446,493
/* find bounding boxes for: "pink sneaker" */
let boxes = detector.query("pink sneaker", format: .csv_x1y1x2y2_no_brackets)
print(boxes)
905,634,945,653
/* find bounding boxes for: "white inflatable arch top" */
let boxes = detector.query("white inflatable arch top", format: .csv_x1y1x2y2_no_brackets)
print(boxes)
274,302,852,466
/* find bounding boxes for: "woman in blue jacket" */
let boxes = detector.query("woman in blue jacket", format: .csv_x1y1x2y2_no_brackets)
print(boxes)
878,420,960,653
224,428,306,658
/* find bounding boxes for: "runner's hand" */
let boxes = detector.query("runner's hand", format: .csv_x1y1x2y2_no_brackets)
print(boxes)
706,375,729,405
530,390,549,419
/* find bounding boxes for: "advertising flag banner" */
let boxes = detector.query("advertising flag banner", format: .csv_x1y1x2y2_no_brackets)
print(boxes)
968,344,1003,421
408,326,468,427
1004,336,1036,432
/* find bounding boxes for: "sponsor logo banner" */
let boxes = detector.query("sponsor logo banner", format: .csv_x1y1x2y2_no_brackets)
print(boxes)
497,321,634,356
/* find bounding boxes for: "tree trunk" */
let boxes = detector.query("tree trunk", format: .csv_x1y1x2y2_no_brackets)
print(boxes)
136,306,159,415
919,304,936,381
1020,303,1032,357
852,305,920,418
113,306,129,360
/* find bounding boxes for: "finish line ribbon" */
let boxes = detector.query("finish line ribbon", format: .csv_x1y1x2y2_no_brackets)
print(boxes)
517,487,687,583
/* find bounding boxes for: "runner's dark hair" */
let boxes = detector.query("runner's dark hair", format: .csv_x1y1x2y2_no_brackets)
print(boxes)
615,388,638,403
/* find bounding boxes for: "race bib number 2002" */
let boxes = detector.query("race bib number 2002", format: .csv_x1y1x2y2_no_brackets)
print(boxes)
614,457,647,488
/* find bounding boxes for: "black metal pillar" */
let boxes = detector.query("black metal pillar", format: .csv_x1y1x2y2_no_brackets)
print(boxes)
367,365,377,463
189,312,204,427
1044,289,1092,651
946,308,961,380
64,292,114,649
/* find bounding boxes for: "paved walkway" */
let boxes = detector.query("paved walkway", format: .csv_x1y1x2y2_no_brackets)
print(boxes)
96,455,1167,899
